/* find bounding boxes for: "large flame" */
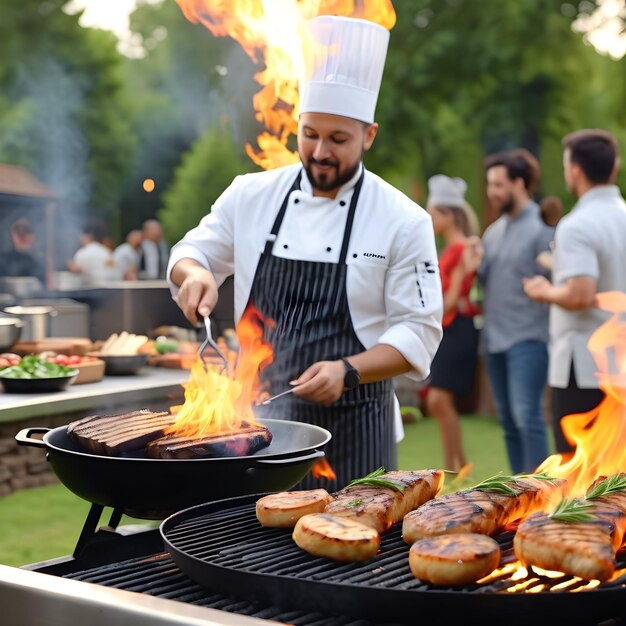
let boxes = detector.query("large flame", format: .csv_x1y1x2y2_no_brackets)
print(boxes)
175,0,396,169
168,306,273,438
537,291,626,496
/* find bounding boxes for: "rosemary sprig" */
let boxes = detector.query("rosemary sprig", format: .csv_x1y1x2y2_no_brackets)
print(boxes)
472,471,556,495
586,473,626,499
549,497,596,523
345,467,406,492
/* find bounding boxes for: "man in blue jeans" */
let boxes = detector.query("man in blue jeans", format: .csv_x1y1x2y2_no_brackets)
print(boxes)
478,149,555,473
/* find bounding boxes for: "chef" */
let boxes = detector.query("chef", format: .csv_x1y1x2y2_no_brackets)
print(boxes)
167,15,443,490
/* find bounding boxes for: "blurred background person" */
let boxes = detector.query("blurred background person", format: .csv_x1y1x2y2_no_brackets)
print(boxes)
523,128,626,454
478,149,554,474
0,216,46,285
68,218,122,285
425,175,483,472
138,218,169,279
114,229,143,280
539,195,564,227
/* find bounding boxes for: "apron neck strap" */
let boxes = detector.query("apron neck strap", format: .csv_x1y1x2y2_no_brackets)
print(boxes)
338,168,364,265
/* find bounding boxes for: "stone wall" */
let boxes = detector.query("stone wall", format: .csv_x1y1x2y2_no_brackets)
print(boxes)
0,414,70,497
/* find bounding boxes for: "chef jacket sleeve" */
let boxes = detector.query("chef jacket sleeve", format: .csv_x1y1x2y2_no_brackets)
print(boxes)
378,212,443,382
167,176,240,299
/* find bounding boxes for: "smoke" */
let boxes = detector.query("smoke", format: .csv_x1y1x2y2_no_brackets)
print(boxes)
14,59,91,268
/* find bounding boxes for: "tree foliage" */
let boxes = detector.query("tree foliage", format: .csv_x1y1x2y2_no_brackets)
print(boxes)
0,0,134,229
159,123,255,245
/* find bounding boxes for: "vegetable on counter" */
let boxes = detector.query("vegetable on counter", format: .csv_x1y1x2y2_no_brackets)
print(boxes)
0,355,77,379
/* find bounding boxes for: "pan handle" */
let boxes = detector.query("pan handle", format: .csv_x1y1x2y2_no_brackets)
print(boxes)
249,449,324,468
15,427,50,448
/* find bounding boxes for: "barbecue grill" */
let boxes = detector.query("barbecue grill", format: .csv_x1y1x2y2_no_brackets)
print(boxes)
2,494,624,626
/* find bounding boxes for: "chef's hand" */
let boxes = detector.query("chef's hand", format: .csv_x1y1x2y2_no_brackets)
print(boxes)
290,360,345,406
172,261,219,326
522,275,552,302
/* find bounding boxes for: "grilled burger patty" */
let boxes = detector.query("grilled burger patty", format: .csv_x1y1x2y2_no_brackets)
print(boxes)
325,469,444,534
402,475,567,544
514,489,626,581
256,489,332,528
408,532,501,586
293,513,380,562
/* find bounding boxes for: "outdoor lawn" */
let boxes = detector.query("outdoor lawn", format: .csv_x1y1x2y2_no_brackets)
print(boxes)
0,413,514,568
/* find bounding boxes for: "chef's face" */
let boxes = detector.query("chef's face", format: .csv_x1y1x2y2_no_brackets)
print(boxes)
486,165,517,215
298,113,378,198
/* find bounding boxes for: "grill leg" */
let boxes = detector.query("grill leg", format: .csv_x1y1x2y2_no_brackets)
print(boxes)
107,508,123,530
73,503,104,558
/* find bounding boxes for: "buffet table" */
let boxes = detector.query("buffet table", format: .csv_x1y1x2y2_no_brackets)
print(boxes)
0,367,190,423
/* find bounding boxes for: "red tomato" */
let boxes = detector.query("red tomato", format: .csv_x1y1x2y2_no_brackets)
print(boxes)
8,358,20,366
68,355,82,365
55,354,69,365
0,357,10,368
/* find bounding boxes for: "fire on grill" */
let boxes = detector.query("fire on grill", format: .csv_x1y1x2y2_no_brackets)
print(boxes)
67,306,275,459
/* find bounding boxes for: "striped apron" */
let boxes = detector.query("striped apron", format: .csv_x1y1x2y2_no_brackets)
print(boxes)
249,169,395,491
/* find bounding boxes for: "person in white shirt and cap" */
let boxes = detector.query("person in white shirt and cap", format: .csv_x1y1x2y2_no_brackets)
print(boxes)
167,15,443,490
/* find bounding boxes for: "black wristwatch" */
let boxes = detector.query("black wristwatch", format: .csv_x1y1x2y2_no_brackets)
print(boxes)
340,357,361,391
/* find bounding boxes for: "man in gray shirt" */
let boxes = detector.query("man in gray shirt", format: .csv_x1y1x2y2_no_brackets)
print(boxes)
523,129,626,453
478,149,555,473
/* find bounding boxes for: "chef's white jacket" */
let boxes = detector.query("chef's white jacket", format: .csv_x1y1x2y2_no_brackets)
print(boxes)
167,164,443,440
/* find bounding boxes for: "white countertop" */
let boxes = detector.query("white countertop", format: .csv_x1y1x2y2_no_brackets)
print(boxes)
0,367,190,422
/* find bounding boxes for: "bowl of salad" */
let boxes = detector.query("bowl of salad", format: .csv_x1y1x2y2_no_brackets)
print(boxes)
0,355,78,393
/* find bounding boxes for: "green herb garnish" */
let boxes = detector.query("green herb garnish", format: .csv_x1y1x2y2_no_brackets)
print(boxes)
586,473,626,499
345,467,405,492
346,498,364,508
473,472,556,495
549,497,596,523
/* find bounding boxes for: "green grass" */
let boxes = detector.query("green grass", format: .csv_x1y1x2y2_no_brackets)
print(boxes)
0,413,508,567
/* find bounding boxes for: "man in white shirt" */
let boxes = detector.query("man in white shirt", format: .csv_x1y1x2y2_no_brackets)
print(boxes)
68,220,122,285
167,16,443,489
523,129,626,453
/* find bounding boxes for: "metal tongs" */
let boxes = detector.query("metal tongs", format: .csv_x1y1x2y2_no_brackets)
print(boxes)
198,315,229,373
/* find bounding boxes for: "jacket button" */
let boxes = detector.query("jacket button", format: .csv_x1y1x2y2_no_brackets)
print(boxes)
353,253,358,258
294,198,300,204
283,244,289,249
326,247,332,252
339,200,346,206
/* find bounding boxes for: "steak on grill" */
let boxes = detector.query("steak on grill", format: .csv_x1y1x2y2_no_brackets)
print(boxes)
402,474,568,544
514,474,626,581
324,469,445,534
67,409,175,455
146,422,272,459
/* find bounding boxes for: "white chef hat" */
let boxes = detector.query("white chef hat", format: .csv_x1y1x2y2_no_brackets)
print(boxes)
299,15,390,124
427,174,480,235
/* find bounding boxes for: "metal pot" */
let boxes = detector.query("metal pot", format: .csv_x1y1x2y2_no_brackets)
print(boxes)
3,305,56,341
0,317,23,351
16,418,331,519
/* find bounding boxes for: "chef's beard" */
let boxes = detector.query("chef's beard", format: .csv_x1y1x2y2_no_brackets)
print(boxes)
498,194,516,215
303,157,362,194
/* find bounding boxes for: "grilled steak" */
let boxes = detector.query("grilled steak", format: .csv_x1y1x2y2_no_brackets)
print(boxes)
402,475,567,544
408,532,501,585
68,410,174,455
293,513,380,562
324,469,444,534
146,423,272,459
514,476,626,581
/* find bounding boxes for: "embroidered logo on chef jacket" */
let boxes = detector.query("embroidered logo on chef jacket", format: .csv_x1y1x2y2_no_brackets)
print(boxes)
363,252,387,259
414,261,441,307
